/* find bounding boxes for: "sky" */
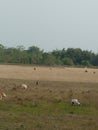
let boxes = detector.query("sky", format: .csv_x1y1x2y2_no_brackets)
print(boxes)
0,0,98,53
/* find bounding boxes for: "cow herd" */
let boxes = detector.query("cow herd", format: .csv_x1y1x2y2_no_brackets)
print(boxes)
0,83,81,106
0,83,28,100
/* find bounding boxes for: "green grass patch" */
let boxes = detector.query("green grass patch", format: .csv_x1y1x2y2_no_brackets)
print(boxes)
0,101,98,116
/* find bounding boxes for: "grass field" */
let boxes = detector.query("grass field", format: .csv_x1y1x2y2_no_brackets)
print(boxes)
0,65,98,130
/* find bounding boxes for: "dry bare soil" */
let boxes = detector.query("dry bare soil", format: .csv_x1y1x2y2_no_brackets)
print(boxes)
0,65,98,130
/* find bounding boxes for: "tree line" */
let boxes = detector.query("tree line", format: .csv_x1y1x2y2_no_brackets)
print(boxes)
0,44,98,67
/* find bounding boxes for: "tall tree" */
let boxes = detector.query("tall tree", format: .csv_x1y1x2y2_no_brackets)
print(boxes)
27,46,43,64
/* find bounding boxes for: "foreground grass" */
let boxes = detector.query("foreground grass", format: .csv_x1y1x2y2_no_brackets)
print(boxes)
0,101,98,130
0,101,98,115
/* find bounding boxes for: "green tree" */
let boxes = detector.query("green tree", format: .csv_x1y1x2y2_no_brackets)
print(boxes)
42,53,57,65
62,57,74,65
27,46,43,64
66,48,83,65
92,54,98,66
0,44,5,62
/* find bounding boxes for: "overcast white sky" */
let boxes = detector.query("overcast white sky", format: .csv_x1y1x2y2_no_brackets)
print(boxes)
0,0,98,52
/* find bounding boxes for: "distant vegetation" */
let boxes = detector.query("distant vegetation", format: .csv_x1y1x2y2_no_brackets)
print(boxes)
0,44,98,66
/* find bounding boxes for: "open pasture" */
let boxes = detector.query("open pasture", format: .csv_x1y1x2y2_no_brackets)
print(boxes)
0,64,98,82
0,65,98,130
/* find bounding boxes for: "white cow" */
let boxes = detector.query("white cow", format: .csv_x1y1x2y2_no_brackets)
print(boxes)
0,92,7,100
71,99,80,106
21,84,28,89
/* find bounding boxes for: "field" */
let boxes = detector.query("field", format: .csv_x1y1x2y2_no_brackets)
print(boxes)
0,65,98,130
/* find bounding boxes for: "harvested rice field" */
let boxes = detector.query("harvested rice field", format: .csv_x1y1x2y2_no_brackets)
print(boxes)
0,65,98,130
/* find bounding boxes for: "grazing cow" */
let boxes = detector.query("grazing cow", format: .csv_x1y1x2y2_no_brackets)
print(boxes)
36,81,39,85
85,70,88,72
0,92,7,100
93,71,96,74
71,99,80,106
21,84,28,89
34,67,36,70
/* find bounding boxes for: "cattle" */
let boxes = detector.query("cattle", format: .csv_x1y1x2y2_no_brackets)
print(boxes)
71,99,80,106
12,84,28,90
34,67,36,70
0,92,7,100
85,70,88,72
21,84,28,89
36,81,39,85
